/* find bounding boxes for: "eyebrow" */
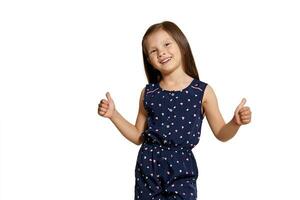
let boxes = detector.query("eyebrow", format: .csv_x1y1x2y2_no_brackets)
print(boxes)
147,38,173,50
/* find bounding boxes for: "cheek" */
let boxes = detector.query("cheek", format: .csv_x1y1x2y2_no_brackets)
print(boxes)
173,50,182,61
170,47,181,56
148,57,159,68
148,56,156,64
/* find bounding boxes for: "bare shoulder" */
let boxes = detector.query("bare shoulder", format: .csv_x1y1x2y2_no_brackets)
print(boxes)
140,86,146,100
141,86,146,94
201,83,225,138
135,86,148,144
202,83,222,114
203,84,214,104
138,86,147,114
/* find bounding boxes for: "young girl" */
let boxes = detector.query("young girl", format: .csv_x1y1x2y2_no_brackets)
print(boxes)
98,21,252,200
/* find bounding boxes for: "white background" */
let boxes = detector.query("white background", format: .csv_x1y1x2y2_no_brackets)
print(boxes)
1,0,300,199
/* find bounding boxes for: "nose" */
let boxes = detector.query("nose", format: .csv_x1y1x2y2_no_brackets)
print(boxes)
158,50,166,57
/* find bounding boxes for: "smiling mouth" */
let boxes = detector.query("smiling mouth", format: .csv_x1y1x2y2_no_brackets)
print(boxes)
160,57,171,64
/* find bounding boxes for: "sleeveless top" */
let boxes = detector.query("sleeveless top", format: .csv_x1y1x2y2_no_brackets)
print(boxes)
142,78,208,150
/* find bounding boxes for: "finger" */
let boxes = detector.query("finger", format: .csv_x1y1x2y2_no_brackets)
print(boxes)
242,114,251,120
239,106,250,112
99,107,107,112
240,113,250,119
234,98,247,114
106,92,112,102
241,115,251,120
99,111,105,116
240,109,251,115
99,103,109,109
98,99,109,107
242,118,251,124
238,98,247,109
100,99,109,104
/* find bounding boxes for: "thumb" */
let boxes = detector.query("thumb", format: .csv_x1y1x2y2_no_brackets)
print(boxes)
238,98,246,108
106,92,113,102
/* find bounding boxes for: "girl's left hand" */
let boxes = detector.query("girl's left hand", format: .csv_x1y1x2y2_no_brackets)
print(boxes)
233,98,252,126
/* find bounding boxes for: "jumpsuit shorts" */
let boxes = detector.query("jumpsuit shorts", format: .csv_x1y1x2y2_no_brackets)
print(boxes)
134,78,207,200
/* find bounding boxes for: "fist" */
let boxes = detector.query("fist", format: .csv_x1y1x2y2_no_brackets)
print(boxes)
98,92,116,119
233,98,252,125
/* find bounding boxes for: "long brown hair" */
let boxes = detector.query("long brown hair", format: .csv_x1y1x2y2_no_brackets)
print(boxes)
142,21,200,83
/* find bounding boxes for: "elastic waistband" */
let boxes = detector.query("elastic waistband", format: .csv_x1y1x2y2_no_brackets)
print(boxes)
142,141,192,152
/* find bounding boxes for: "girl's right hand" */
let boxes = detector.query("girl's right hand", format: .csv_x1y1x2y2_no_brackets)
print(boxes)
98,92,116,119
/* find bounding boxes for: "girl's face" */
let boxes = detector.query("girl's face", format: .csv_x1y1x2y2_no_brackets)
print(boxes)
144,29,183,75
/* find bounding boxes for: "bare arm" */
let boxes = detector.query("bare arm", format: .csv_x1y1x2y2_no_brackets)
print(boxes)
134,88,148,145
202,84,241,142
98,88,147,145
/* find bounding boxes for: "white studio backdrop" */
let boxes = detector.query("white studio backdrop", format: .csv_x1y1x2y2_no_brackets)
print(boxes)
1,0,299,199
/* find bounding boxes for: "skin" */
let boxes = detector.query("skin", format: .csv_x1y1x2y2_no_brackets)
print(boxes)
98,29,252,144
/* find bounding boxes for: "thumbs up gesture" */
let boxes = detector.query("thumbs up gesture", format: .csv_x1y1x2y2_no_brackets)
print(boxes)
98,92,116,119
233,98,252,126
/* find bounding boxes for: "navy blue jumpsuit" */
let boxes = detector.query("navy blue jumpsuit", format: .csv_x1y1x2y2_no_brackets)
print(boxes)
134,78,207,200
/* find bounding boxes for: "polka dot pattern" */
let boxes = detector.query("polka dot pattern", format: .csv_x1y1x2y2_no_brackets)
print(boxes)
135,79,207,200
